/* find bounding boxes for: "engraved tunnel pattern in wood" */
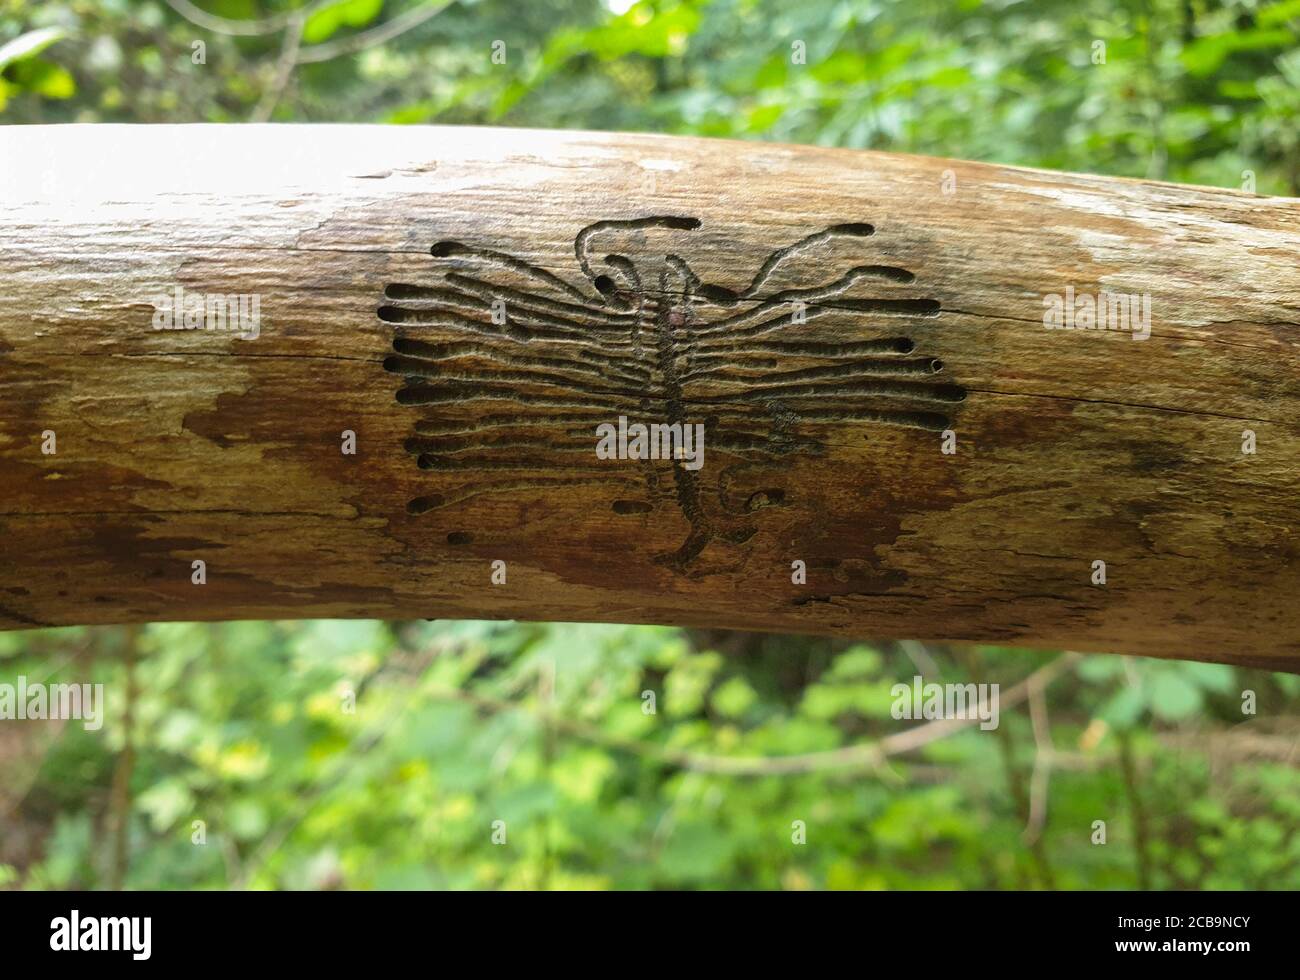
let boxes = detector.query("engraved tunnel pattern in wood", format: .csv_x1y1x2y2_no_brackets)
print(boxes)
380,216,965,571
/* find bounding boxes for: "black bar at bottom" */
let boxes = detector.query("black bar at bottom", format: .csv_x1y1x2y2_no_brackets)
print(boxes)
0,889,1282,966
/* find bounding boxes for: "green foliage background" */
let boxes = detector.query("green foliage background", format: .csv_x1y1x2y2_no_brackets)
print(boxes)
1,0,1298,890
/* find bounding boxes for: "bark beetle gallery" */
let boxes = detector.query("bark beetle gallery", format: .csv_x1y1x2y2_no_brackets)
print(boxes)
380,217,964,572
1,126,1295,669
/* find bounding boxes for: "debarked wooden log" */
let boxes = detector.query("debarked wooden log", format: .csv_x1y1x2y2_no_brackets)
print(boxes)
1,124,1297,670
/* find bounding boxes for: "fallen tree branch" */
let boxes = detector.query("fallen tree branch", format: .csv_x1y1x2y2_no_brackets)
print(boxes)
1,124,1297,671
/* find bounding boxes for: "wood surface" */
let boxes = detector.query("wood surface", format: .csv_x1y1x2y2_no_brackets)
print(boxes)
1,124,1297,670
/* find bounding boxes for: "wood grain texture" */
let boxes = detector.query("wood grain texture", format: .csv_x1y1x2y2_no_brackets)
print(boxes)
1,124,1297,670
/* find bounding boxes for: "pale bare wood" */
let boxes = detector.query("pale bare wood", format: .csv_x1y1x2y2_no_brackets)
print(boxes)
1,124,1297,671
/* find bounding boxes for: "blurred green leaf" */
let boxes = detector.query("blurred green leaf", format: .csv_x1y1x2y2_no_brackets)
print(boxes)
303,0,385,45
1150,670,1203,721
0,27,66,71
